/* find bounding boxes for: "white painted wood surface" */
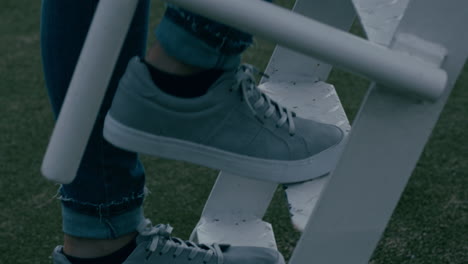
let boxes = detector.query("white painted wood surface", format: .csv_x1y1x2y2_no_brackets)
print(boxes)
352,0,410,45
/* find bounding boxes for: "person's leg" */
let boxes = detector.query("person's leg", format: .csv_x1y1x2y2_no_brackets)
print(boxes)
41,0,150,260
149,3,258,71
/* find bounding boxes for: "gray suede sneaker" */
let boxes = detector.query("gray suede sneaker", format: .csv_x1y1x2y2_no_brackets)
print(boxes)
104,57,344,183
51,219,285,264
125,219,285,264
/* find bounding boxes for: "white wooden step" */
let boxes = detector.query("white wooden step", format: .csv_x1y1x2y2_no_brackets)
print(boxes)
191,217,277,249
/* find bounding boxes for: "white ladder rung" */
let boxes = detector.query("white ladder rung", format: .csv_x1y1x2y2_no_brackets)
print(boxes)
191,218,277,249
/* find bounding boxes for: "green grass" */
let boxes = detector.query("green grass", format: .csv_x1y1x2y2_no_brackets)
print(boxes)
0,0,467,263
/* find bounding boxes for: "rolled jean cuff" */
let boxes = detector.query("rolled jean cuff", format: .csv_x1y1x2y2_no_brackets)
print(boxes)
62,205,145,239
156,16,242,70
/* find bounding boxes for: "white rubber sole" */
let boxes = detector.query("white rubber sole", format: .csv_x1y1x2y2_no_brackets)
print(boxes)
103,114,344,183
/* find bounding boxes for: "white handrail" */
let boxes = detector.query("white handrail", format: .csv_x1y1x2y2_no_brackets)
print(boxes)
41,0,138,183
166,0,447,101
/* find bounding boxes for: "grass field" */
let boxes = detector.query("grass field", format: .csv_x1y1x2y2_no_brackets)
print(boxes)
1,0,467,263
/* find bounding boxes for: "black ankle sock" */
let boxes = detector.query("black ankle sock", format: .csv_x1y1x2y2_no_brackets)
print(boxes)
143,60,223,98
63,238,136,264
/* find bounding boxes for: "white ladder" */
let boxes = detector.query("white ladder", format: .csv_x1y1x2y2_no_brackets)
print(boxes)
41,0,468,263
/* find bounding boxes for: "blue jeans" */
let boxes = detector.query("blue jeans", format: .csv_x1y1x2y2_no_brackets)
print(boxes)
41,0,271,239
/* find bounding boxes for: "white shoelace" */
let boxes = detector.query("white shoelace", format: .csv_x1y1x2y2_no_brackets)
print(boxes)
234,64,296,136
138,219,224,264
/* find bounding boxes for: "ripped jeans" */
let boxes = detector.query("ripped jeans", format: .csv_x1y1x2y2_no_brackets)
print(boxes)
40,0,271,239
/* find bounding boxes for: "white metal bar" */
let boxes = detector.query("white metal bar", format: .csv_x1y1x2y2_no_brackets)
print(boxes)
166,0,447,101
289,0,468,263
41,0,138,183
